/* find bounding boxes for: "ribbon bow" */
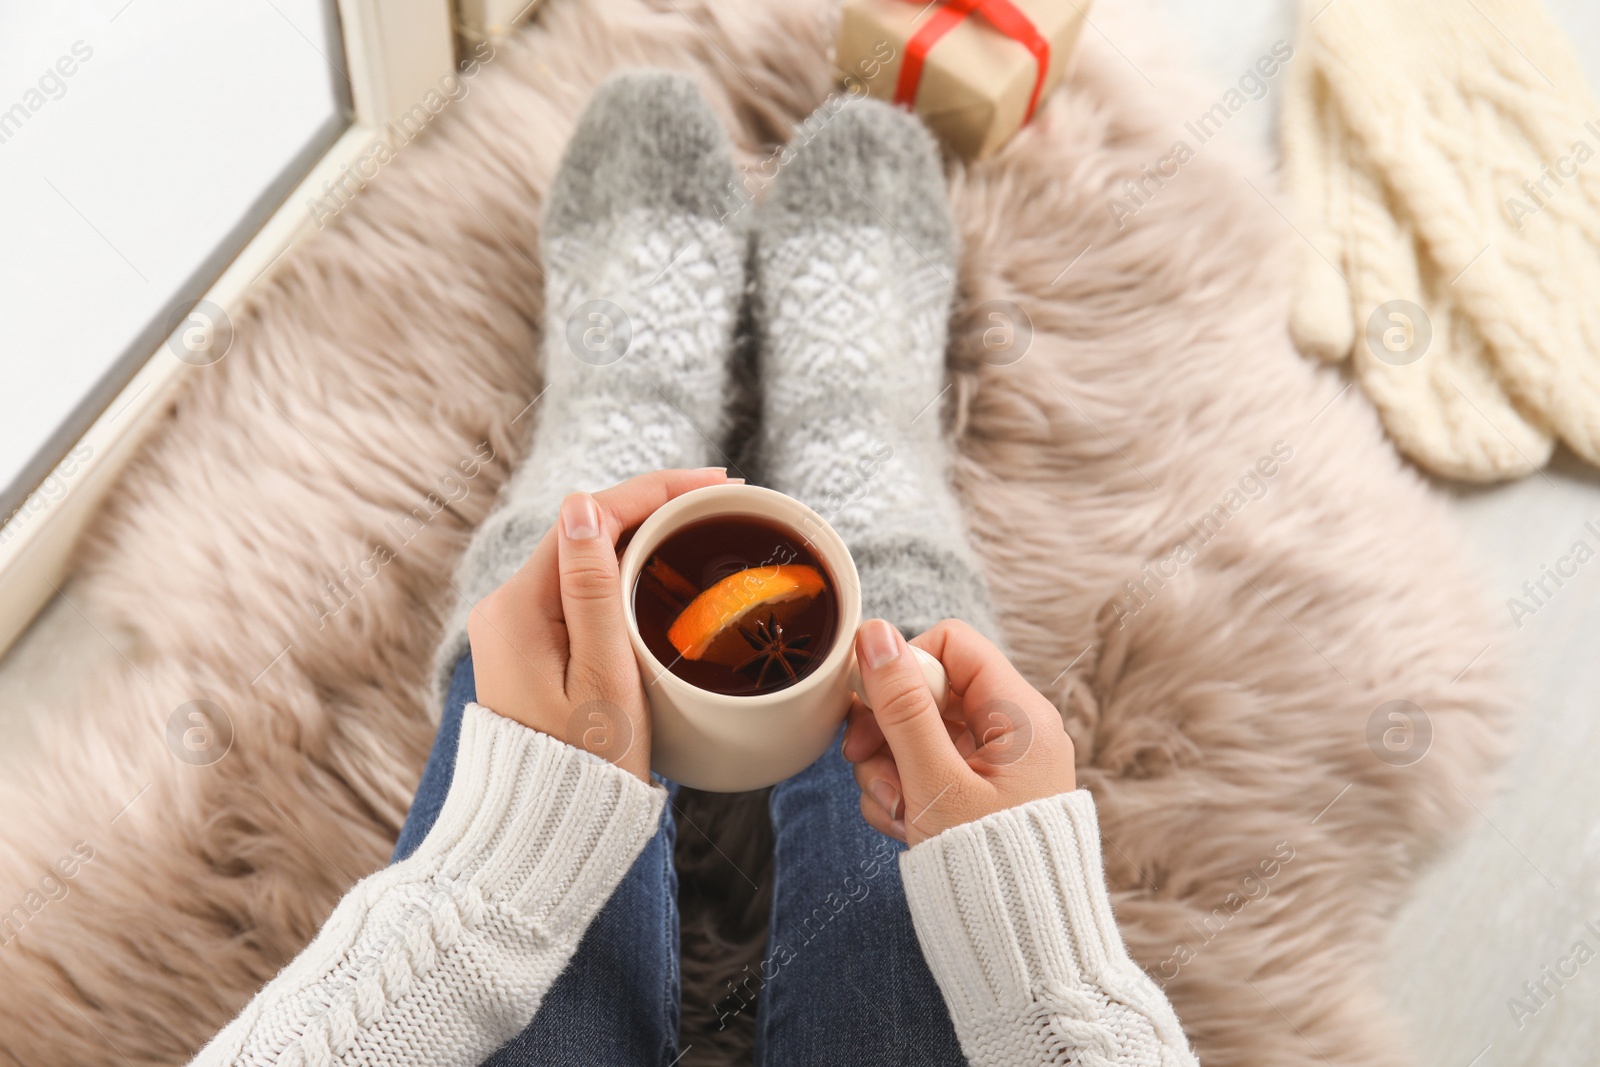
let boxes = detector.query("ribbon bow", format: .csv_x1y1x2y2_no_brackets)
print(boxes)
893,0,1052,122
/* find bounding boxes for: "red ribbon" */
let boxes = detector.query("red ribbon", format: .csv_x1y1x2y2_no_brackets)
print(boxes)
892,0,1052,123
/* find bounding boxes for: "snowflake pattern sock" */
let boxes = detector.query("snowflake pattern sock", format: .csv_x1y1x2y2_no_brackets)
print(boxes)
752,97,998,643
436,70,743,698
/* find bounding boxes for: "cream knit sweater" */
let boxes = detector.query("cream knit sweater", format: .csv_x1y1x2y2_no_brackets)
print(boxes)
190,704,1197,1066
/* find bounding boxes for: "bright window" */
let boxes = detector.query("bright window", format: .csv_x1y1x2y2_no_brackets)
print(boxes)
0,0,348,515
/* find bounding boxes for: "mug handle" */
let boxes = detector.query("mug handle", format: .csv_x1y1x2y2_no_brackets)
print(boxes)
848,644,950,713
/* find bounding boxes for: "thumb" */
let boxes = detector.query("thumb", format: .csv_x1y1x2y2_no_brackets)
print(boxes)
856,620,969,791
555,493,635,697
1283,49,1353,363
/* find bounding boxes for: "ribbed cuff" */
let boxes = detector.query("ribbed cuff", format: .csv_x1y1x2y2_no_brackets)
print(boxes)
409,703,666,932
900,790,1143,1019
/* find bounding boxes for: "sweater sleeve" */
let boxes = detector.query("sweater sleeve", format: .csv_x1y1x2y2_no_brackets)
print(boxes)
900,790,1198,1067
190,702,665,1067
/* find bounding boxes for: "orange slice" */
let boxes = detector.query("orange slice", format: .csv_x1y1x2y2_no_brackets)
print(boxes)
667,564,825,663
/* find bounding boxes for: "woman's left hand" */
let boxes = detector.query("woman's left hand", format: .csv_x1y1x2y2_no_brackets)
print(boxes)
467,467,734,781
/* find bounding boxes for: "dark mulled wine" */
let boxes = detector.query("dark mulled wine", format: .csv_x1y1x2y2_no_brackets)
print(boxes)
632,515,838,696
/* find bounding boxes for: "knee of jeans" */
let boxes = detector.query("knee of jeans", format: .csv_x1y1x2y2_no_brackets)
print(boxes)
769,730,861,824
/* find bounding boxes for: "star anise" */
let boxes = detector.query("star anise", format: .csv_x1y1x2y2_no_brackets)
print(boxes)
735,612,814,689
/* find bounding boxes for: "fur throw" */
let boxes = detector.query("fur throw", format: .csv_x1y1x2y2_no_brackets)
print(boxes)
0,2,1508,1065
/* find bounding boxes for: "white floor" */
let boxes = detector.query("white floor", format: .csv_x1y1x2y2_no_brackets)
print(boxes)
1392,457,1600,1066
1137,2,1600,1063
2,3,1598,1065
0,0,342,506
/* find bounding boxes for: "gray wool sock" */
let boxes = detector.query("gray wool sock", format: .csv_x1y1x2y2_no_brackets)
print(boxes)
752,97,999,643
435,70,743,704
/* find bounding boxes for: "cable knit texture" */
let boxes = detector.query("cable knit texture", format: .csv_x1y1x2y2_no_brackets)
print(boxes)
1283,0,1600,480
191,708,1192,1066
188,704,665,1066
902,791,1198,1067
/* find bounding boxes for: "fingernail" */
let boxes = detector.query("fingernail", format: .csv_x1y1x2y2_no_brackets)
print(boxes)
860,619,901,672
697,466,727,474
561,494,600,540
869,779,902,821
727,477,746,484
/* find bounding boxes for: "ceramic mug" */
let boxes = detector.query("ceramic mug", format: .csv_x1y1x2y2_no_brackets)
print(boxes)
618,483,949,792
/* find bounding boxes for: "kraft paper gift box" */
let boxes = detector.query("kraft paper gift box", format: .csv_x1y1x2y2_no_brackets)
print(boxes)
836,0,1090,160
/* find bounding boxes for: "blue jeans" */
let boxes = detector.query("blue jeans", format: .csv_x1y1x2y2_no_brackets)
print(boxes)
394,652,966,1066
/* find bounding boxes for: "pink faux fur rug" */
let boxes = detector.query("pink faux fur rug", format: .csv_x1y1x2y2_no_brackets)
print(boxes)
0,1,1510,1065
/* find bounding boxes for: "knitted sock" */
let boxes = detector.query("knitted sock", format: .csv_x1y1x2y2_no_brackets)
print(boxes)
435,71,743,700
752,98,998,643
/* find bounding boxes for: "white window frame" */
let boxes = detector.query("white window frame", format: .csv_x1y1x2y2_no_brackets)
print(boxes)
0,0,537,656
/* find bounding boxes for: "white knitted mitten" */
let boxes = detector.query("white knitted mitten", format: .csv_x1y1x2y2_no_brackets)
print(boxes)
1284,0,1600,480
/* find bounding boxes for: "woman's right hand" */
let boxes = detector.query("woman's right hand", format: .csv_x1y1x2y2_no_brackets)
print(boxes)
466,467,734,782
842,618,1076,846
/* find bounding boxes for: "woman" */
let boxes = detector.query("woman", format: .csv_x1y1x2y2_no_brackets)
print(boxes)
190,73,1197,1066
